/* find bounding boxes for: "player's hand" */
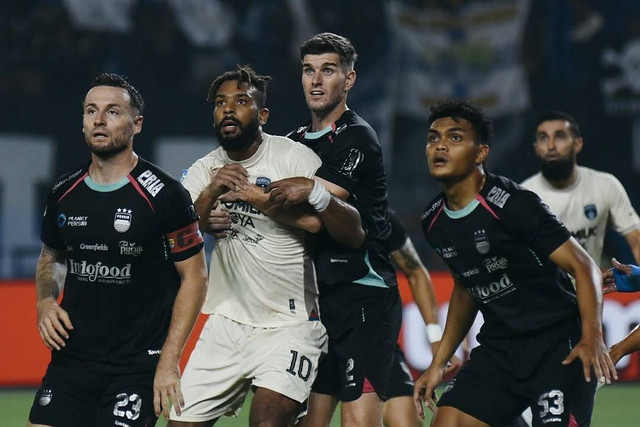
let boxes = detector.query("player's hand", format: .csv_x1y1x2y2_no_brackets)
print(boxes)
219,184,269,209
603,258,633,294
609,342,624,367
37,297,73,350
413,364,445,419
153,361,184,419
206,164,249,198
200,203,231,238
562,336,617,384
266,177,315,208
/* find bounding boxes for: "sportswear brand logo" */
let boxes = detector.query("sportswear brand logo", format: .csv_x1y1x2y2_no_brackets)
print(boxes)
469,273,515,303
68,259,132,283
422,198,443,220
486,186,511,208
335,124,348,135
474,229,490,254
137,170,165,197
52,169,83,192
147,349,161,355
483,256,508,273
38,389,52,406
330,258,348,263
114,208,132,233
119,241,143,256
584,204,598,221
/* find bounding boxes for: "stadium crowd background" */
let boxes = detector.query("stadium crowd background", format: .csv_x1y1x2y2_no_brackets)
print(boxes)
3,0,640,387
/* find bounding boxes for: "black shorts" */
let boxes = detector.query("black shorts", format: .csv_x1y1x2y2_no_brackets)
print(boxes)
437,319,597,426
386,344,415,399
29,361,157,427
312,284,402,402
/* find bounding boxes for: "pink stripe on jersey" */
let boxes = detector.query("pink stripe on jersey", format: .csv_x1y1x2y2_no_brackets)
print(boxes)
57,172,89,204
427,203,445,233
476,194,500,220
127,175,155,212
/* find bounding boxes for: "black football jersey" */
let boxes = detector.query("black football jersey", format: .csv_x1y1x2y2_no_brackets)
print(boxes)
422,174,577,344
288,110,396,289
41,157,203,373
387,210,408,254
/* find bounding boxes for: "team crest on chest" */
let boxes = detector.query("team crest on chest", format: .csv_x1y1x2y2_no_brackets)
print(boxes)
584,204,597,221
114,208,133,233
474,229,490,254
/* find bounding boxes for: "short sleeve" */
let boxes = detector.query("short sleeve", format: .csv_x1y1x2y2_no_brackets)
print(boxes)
180,159,212,203
387,211,408,253
501,189,571,257
607,175,640,235
159,183,204,261
315,126,376,192
41,189,65,249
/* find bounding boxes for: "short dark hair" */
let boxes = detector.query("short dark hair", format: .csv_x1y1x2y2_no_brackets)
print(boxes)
428,101,493,145
536,111,581,138
89,73,145,115
207,65,272,109
300,32,358,71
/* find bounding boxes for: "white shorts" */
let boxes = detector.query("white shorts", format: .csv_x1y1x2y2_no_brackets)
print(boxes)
170,314,327,422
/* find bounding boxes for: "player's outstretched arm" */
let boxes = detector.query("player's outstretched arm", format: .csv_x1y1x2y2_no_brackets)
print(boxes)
153,249,207,419
391,238,462,371
549,238,617,384
603,257,640,294
266,176,365,248
35,244,72,351
414,278,477,419
624,229,640,265
609,324,640,365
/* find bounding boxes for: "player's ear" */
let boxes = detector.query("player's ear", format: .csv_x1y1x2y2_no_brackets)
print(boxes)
259,108,269,126
573,136,584,154
476,144,489,164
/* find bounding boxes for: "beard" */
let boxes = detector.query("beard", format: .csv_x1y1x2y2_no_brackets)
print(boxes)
540,156,574,182
85,135,130,160
214,116,260,152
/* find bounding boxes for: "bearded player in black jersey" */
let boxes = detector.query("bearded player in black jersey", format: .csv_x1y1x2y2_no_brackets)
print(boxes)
413,101,616,426
28,73,207,427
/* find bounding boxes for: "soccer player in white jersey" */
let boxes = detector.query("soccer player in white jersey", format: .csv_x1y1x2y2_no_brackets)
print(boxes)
170,66,364,426
522,111,640,266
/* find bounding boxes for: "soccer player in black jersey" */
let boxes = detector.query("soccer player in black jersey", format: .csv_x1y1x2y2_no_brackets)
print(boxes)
266,33,401,426
413,101,616,426
28,73,207,427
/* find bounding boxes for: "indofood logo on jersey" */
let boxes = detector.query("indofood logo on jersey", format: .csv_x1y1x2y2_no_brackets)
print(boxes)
469,273,515,303
68,259,131,284
114,208,132,233
474,229,490,254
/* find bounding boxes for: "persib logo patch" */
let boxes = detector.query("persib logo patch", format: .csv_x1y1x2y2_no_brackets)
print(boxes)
584,204,597,221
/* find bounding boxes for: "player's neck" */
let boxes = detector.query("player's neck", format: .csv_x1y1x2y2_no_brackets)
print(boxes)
89,149,138,185
544,165,578,189
443,170,486,211
310,103,348,132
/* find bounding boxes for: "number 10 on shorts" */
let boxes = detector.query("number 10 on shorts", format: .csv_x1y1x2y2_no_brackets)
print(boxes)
286,350,312,381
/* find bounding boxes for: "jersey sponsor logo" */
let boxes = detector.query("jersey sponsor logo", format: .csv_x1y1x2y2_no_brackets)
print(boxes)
136,170,165,197
461,267,480,278
584,204,598,221
330,258,348,263
114,208,132,233
38,389,53,406
335,123,348,135
469,273,515,303
571,226,597,245
256,176,271,188
474,229,490,254
483,256,508,273
436,246,458,259
79,243,108,252
119,241,143,256
147,349,161,355
339,148,364,178
68,259,132,284
63,215,88,227
57,213,66,227
486,186,511,208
